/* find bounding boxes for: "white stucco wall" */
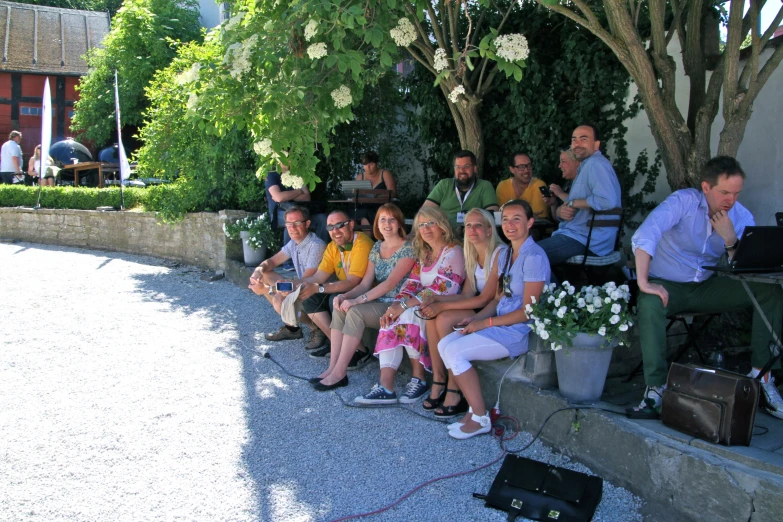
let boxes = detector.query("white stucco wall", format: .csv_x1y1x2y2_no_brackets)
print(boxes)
198,0,223,29
615,39,783,226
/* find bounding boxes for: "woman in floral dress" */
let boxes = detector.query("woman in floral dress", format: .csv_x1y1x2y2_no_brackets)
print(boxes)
354,206,465,405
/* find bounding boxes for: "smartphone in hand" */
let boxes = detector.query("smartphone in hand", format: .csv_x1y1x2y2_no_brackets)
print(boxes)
539,185,552,198
275,281,294,292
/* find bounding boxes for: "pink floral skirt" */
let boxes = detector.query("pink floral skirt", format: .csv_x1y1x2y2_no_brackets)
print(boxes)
373,307,431,371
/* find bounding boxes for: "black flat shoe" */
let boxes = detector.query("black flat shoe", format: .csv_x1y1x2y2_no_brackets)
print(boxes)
308,377,323,384
312,375,348,391
422,381,447,411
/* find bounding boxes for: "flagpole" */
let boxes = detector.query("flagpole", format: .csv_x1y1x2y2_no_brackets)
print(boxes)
35,77,52,210
113,70,131,211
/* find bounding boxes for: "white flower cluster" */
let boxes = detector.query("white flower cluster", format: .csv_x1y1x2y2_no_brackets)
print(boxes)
448,85,466,104
253,139,273,157
176,62,201,85
390,18,417,47
495,33,530,62
225,34,258,80
281,172,305,190
186,93,199,112
433,48,449,72
331,85,353,109
304,19,319,42
307,43,327,60
224,11,245,32
528,281,633,351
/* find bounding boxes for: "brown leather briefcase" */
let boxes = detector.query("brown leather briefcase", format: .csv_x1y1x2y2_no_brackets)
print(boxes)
661,363,759,446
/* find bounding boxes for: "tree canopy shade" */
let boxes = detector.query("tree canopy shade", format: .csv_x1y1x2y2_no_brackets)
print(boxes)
70,0,202,145
536,0,783,189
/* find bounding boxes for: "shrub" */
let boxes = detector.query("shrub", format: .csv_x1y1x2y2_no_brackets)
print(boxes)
0,185,147,210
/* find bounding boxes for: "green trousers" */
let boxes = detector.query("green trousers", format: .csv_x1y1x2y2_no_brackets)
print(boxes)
636,276,783,387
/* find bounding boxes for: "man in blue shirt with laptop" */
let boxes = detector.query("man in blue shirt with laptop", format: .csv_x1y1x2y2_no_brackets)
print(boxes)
631,156,783,419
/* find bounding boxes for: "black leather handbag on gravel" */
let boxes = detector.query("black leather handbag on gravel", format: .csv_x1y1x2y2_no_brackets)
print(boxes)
474,454,603,522
661,363,759,446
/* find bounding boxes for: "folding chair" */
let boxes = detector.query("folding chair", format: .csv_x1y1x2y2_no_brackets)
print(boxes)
563,207,623,285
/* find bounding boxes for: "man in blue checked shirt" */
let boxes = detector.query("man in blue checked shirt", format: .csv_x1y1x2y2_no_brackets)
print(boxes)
630,156,783,419
538,124,622,273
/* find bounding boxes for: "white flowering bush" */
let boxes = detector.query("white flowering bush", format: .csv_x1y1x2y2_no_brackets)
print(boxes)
390,18,417,47
176,62,200,85
223,214,280,250
494,33,530,62
331,85,353,108
307,42,327,60
281,172,305,189
433,48,449,72
527,281,633,352
253,138,273,157
304,19,319,41
448,84,466,104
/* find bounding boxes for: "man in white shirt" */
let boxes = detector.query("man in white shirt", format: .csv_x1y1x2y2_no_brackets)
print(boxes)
0,131,23,184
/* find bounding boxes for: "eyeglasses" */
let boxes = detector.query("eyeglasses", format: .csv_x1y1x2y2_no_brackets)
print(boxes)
454,164,474,171
284,220,307,228
417,220,437,229
414,309,434,321
512,163,533,171
498,250,514,298
326,220,351,232
464,222,485,230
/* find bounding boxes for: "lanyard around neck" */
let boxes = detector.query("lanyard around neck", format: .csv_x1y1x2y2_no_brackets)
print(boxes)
455,181,475,211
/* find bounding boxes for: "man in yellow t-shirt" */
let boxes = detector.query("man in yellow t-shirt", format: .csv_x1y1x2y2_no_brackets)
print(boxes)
297,210,374,355
495,152,550,219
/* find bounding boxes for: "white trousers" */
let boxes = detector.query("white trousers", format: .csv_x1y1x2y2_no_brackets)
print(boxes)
438,331,510,376
377,346,420,370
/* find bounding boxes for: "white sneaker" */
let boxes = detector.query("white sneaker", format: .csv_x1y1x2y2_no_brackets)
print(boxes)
760,377,783,420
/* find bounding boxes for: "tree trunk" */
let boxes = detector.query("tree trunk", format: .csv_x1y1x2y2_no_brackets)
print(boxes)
440,83,485,175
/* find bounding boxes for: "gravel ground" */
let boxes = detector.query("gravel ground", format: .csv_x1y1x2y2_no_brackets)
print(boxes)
1,242,643,522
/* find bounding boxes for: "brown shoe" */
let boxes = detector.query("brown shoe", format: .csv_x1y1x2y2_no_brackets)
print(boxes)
304,328,328,350
265,324,303,341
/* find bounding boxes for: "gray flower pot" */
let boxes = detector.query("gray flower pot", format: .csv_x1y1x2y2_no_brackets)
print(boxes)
240,230,266,267
555,332,617,404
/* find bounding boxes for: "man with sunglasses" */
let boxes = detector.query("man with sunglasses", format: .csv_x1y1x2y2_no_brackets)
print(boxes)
495,152,549,218
422,150,498,230
296,210,374,356
249,206,327,347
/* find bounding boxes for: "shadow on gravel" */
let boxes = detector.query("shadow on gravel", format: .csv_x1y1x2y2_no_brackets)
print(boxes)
127,269,343,521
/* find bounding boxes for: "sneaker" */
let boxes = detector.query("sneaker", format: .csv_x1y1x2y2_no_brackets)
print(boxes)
304,328,328,351
308,344,331,359
398,378,430,404
760,377,783,420
265,324,303,341
347,349,372,371
354,384,397,405
626,385,664,419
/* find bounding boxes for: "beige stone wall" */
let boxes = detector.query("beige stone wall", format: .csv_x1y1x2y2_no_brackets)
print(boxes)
0,208,253,270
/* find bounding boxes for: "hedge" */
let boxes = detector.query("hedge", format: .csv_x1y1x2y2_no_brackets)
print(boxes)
0,185,148,210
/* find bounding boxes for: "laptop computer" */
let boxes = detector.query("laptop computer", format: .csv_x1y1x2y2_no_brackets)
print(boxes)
339,180,372,199
704,226,783,274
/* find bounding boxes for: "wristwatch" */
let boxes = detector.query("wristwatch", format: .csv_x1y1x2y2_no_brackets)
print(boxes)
567,200,574,208
725,240,739,251
318,284,325,293
361,294,368,302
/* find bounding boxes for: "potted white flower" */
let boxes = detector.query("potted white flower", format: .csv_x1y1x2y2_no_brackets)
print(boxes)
223,213,280,266
527,281,633,403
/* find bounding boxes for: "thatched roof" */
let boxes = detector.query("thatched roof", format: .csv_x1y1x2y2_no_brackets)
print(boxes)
0,1,110,76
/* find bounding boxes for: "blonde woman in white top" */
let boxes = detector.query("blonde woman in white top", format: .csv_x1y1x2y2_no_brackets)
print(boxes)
28,145,55,186
418,208,506,417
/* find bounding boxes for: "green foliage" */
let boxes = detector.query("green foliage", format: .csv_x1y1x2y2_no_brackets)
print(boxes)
0,185,147,210
135,38,267,223
71,0,202,144
223,213,280,251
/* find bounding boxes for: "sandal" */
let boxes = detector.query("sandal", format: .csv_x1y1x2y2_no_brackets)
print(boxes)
422,381,447,411
434,389,468,418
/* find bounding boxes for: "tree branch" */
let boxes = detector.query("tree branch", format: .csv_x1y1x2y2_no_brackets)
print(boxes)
738,4,783,90
723,0,746,106
665,0,687,46
447,1,460,56
407,43,438,76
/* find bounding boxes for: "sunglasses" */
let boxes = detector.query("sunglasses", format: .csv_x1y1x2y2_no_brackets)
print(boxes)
498,249,514,298
284,220,307,228
326,220,351,232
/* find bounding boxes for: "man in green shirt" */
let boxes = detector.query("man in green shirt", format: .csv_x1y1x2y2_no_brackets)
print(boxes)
422,150,499,230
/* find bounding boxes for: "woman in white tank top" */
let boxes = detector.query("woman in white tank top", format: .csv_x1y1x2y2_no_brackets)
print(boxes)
418,208,507,417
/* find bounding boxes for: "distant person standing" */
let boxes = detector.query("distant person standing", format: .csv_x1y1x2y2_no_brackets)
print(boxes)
28,144,56,186
0,131,23,184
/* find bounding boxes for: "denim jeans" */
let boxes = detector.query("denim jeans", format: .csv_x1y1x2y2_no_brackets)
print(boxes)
537,233,591,266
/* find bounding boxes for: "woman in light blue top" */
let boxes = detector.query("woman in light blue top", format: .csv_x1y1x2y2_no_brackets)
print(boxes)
438,200,550,439
312,203,415,390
